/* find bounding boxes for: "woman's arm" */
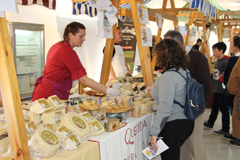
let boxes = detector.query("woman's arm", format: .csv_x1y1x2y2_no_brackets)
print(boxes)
79,76,107,93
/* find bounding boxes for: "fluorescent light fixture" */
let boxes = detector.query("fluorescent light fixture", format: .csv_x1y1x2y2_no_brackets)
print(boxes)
231,3,240,6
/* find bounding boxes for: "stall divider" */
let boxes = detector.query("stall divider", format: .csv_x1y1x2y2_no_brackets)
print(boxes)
0,13,30,160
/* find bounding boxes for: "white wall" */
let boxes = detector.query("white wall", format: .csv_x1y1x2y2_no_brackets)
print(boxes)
6,0,105,82
5,0,192,82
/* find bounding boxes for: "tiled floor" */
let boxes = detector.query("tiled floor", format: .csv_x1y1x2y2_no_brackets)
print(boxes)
153,108,240,160
203,108,240,160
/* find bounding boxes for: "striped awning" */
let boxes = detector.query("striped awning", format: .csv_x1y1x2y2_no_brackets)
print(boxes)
17,0,56,10
72,0,151,17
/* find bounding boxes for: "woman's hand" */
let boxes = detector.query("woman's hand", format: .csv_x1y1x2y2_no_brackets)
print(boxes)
150,136,158,151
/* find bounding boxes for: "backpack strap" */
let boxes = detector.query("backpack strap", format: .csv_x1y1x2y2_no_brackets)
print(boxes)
167,70,187,80
167,69,189,109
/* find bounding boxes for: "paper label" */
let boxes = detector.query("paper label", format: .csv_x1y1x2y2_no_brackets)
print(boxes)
27,121,37,130
91,121,102,131
38,99,51,108
42,130,59,145
58,126,72,136
69,135,81,147
82,112,94,121
72,116,86,129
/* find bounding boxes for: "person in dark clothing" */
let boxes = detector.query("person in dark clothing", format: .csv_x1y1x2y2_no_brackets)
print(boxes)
163,30,211,160
192,38,202,51
204,42,230,136
223,35,240,141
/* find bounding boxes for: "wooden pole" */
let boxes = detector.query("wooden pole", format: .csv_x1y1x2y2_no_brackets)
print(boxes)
201,13,212,74
152,19,164,71
185,11,195,46
130,0,153,85
99,0,119,85
217,10,223,42
0,13,30,160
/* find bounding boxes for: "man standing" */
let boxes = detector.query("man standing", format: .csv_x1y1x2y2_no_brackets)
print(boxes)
103,27,131,80
163,30,211,160
192,38,202,51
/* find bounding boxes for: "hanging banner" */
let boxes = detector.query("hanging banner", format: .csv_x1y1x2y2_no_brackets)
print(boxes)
118,18,137,73
137,3,149,24
155,14,162,28
141,26,152,47
17,0,56,10
88,0,108,10
189,0,216,19
96,9,113,38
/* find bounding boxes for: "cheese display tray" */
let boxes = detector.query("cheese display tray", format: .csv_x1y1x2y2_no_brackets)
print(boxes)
105,106,132,113
79,104,100,111
86,91,106,97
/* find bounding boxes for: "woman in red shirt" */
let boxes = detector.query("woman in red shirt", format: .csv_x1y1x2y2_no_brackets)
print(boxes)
32,22,119,101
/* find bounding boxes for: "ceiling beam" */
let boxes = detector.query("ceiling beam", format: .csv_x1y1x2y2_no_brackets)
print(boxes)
217,11,240,15
120,8,178,22
159,8,198,12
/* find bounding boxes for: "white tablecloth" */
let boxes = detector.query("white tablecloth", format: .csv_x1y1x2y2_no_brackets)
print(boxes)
89,113,154,160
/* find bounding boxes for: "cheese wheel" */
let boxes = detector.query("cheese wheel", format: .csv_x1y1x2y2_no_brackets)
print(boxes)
61,134,81,150
42,108,66,125
90,120,105,136
47,95,65,110
30,98,53,114
29,127,61,158
28,111,41,124
0,137,9,155
56,126,72,141
59,112,90,138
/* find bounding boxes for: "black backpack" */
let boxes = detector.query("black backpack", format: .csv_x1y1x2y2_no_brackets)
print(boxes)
168,70,206,120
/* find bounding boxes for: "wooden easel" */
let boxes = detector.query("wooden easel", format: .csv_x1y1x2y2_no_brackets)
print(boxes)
0,13,30,160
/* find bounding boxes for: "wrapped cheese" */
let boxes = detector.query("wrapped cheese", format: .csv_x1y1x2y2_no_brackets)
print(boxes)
47,95,65,110
30,98,53,114
56,126,72,141
28,111,41,124
90,120,105,136
61,134,81,151
26,121,37,135
105,118,120,132
0,136,9,155
81,112,95,122
42,108,65,125
29,126,61,158
59,112,90,138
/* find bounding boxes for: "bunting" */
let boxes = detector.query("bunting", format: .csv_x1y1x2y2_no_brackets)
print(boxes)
17,0,56,10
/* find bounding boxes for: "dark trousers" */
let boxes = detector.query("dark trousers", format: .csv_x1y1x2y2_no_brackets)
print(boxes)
158,119,194,160
208,93,230,132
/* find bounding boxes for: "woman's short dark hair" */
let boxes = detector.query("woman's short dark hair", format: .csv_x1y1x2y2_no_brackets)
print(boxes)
233,35,240,50
153,39,189,70
63,22,86,40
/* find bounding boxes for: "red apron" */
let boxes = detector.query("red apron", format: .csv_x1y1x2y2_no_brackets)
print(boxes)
33,76,72,100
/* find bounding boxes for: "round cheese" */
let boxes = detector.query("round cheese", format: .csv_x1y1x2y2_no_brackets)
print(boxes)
30,98,53,114
29,127,61,158
59,112,90,138
61,134,80,151
47,95,65,110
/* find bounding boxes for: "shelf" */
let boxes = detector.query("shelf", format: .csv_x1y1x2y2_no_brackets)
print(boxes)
17,71,38,75
20,90,33,95
16,43,38,45
16,54,38,57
